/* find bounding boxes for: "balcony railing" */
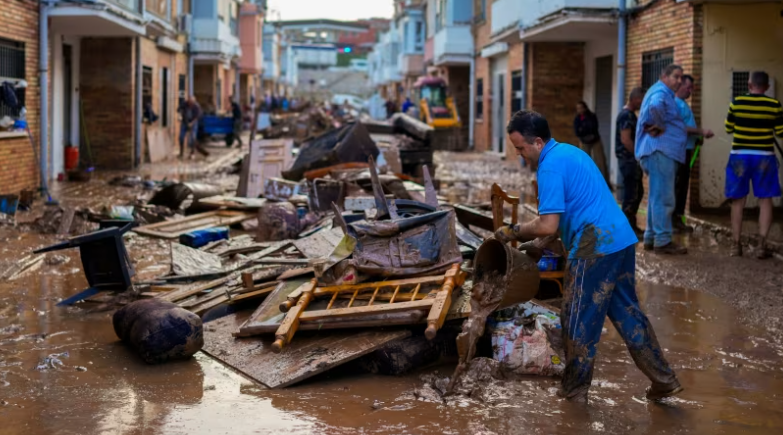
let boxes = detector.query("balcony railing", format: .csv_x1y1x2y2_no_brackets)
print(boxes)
433,24,472,63
107,0,140,13
145,0,167,19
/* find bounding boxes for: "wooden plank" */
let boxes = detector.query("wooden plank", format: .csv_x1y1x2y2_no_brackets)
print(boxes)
157,276,230,303
277,267,314,280
202,312,411,389
230,284,279,303
57,207,75,235
134,211,255,239
299,299,433,322
254,258,310,265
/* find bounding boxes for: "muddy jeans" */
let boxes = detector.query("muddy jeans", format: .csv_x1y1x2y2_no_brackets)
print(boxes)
560,245,679,401
640,151,677,248
578,140,609,185
179,120,198,155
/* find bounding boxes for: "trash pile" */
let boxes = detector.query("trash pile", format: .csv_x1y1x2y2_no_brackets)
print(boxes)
17,111,567,393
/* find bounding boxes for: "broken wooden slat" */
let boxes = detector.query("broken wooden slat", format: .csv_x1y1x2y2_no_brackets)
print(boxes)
410,283,421,301
314,275,447,297
230,284,279,303
299,299,433,322
424,264,461,340
389,285,401,304
134,211,255,239
272,278,318,353
253,258,309,265
368,286,381,306
57,207,76,235
157,276,230,303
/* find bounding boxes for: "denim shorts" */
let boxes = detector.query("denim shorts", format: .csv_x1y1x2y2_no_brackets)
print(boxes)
725,154,782,199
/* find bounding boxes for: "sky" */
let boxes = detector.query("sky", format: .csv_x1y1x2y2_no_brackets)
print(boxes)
266,0,394,21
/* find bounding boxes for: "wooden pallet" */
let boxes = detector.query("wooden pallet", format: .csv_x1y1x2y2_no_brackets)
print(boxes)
271,263,466,352
134,210,255,239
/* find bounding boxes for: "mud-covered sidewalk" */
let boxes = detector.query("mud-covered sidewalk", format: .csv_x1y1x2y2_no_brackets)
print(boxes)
1,150,782,434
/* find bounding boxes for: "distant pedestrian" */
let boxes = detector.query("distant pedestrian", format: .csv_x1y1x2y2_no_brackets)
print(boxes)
401,97,414,114
573,101,609,184
636,64,688,255
616,87,645,234
178,96,202,159
230,98,243,147
384,99,397,119
724,71,783,258
673,74,714,233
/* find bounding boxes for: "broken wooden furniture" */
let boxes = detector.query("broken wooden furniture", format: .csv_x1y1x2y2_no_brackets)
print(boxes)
530,180,565,294
134,210,255,239
33,223,135,305
491,183,520,248
245,264,466,352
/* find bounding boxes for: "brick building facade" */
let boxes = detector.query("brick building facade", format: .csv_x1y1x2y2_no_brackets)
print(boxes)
0,0,39,194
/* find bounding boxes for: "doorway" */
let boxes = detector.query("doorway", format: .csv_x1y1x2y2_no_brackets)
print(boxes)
62,44,72,147
594,55,613,165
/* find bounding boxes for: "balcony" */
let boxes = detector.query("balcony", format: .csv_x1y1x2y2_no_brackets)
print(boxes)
192,18,241,62
48,0,146,36
433,25,472,65
517,0,623,42
399,53,424,76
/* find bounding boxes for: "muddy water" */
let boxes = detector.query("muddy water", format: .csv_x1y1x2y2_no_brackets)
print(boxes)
1,231,782,435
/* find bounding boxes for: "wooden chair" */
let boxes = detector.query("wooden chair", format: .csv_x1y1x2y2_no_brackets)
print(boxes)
491,182,565,295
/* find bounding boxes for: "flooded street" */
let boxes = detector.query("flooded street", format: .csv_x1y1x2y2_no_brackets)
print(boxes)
1,225,782,434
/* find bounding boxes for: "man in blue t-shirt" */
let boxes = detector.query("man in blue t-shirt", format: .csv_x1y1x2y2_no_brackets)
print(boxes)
495,110,682,403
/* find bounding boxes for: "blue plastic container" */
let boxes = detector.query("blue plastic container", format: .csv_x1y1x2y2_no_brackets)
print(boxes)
179,227,229,248
537,254,561,272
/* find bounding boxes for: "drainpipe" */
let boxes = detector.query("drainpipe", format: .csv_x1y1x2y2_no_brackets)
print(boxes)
522,43,529,109
39,1,51,195
616,0,627,114
134,36,142,167
187,16,194,97
468,57,475,149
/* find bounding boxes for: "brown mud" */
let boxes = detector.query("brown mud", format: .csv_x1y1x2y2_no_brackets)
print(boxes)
2,223,783,434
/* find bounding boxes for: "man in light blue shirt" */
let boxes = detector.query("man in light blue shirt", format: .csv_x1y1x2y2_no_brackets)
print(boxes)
496,110,681,403
636,65,688,254
674,74,714,232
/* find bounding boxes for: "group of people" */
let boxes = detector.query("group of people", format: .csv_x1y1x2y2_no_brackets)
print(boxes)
574,66,783,258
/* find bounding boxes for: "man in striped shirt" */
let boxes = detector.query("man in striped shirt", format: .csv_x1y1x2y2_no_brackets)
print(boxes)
725,71,783,258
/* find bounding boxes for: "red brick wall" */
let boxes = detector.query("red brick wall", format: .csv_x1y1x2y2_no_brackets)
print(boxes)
472,0,492,152
80,38,134,170
528,42,584,146
473,56,491,152
627,0,702,212
0,0,39,193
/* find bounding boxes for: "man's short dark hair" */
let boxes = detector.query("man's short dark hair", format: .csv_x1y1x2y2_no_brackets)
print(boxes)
751,71,769,88
662,64,683,77
506,110,552,142
682,74,694,85
629,87,645,100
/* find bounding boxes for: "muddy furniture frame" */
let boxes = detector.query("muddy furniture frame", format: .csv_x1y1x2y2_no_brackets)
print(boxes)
33,223,136,305
271,264,466,352
491,183,564,294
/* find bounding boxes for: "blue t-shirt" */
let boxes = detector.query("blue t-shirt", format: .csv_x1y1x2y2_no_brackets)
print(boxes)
537,139,638,258
675,97,697,150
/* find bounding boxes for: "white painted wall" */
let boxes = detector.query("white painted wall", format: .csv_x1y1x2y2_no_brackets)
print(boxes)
51,34,81,179
582,38,619,185
700,3,783,208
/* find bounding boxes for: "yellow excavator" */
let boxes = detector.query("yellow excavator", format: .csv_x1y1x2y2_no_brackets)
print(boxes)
414,76,461,129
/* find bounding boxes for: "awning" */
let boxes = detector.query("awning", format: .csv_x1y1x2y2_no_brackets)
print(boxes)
519,11,617,42
49,4,146,37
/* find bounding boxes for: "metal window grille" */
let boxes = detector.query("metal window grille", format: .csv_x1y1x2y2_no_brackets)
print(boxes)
731,71,750,99
641,47,674,92
0,38,26,118
511,70,522,113
476,78,483,119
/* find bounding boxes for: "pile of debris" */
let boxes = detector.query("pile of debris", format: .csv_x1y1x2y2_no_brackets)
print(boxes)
23,111,567,393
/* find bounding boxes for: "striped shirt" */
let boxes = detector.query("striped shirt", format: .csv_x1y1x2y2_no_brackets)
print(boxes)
725,94,783,155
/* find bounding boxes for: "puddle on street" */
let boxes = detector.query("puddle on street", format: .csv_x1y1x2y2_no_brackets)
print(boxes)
1,231,783,434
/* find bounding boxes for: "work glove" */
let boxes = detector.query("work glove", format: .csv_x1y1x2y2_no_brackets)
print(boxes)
494,224,520,244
